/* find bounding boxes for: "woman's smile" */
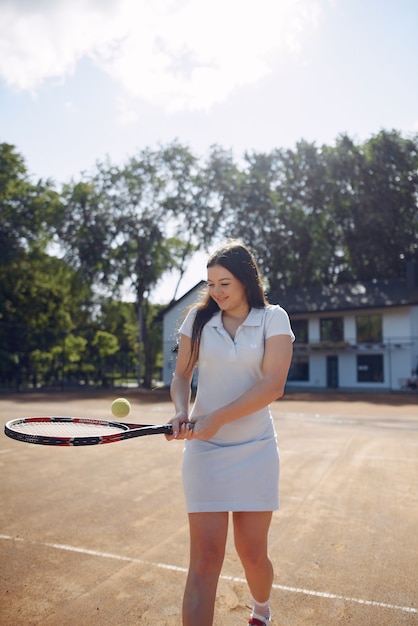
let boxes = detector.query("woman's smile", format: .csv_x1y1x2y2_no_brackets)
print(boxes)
207,264,248,317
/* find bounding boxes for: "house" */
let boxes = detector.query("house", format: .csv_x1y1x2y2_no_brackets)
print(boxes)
162,281,206,388
162,264,418,392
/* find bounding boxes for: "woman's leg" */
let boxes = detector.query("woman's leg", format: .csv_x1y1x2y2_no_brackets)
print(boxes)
183,511,229,626
233,511,274,604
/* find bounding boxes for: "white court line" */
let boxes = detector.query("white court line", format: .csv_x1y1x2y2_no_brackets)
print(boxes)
1,534,416,615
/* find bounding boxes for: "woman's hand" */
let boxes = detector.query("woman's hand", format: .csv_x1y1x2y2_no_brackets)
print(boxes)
189,413,222,441
166,412,193,440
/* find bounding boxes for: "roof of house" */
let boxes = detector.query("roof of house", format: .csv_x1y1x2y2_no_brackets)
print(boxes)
269,276,418,315
162,264,418,318
160,280,206,317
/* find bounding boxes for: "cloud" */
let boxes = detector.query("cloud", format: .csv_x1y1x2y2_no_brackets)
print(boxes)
115,95,139,126
0,0,324,112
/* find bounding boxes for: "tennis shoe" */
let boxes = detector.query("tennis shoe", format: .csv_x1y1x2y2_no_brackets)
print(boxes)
248,612,271,625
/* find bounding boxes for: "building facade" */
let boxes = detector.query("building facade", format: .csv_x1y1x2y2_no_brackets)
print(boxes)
162,269,418,392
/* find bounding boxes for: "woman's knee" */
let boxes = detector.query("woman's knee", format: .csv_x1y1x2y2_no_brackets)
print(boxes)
236,544,270,571
190,541,226,579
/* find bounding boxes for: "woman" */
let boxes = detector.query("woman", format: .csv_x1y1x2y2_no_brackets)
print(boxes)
168,240,294,626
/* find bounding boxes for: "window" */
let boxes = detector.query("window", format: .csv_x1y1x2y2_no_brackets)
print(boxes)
356,314,382,343
288,356,309,381
357,355,384,383
292,319,308,343
320,318,343,342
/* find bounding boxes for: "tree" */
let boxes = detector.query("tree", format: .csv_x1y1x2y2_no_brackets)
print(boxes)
0,250,93,388
59,142,207,387
204,132,418,292
0,143,63,260
0,143,83,388
330,130,418,281
267,141,338,292
58,180,113,283
2,132,417,389
197,145,244,247
91,330,120,387
203,143,339,294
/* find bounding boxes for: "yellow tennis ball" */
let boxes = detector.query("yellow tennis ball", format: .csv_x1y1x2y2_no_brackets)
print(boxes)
111,398,131,418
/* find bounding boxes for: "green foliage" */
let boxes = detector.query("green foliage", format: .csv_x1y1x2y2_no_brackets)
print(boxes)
204,131,418,292
330,130,418,281
58,142,206,386
92,330,119,358
142,300,165,387
59,180,112,282
0,143,63,260
1,131,417,389
0,250,93,387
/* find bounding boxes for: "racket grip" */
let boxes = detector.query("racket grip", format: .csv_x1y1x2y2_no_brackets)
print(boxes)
166,422,195,434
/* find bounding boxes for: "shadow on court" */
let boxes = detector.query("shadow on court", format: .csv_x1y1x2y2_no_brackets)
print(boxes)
0,390,417,625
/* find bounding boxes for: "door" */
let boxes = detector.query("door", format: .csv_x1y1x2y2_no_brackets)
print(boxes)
327,355,339,388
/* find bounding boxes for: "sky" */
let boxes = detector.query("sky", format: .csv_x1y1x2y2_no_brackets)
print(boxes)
1,0,417,302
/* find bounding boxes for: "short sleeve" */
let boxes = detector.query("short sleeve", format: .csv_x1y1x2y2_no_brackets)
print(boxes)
265,305,295,342
178,306,198,338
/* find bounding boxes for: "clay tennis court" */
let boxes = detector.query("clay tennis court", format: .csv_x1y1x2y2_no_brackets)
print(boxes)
1,390,417,625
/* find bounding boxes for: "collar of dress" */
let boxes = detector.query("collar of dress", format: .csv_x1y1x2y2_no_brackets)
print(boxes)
205,307,265,328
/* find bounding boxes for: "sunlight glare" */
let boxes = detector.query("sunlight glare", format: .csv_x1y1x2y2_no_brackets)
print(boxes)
0,0,322,112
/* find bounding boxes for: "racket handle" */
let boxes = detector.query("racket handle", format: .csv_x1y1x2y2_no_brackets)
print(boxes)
167,422,195,434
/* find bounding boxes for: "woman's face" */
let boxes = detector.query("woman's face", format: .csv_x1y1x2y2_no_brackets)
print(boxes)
207,264,248,315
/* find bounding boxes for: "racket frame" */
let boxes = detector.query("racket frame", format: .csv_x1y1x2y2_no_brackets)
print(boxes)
4,416,173,446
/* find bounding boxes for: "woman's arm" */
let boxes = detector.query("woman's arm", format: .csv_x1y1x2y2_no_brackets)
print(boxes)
168,333,197,439
191,334,293,440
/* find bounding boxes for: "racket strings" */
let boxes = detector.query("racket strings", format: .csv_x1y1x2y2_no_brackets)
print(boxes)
9,420,126,437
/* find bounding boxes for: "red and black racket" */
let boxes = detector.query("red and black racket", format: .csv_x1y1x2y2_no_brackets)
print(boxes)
4,417,173,446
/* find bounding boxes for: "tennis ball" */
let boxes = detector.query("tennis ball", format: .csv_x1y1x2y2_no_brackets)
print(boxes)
111,398,131,418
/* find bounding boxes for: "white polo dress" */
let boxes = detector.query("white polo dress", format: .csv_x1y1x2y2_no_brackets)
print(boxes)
178,305,295,513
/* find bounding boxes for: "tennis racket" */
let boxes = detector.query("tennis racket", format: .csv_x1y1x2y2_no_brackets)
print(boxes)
4,416,174,446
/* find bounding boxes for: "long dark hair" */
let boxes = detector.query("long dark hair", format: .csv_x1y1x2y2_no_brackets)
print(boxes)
189,240,268,361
